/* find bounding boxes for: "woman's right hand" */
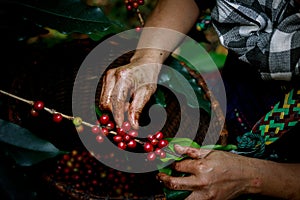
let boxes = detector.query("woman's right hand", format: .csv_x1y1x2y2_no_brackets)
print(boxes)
99,0,200,129
100,58,162,129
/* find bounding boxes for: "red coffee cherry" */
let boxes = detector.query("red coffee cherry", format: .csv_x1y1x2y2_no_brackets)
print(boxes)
99,114,110,125
143,142,154,152
53,113,63,123
33,101,45,111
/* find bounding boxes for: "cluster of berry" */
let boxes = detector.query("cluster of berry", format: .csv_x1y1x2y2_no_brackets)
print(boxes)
31,100,169,162
124,0,144,11
113,121,139,150
95,114,169,162
144,132,169,161
31,101,168,161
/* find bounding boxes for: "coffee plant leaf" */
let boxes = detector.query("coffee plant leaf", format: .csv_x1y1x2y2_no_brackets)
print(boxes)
0,119,65,166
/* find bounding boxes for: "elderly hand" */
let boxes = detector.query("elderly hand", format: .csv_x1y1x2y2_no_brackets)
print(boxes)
157,145,262,200
100,59,162,129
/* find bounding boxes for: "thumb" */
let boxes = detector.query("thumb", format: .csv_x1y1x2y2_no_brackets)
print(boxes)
174,144,212,159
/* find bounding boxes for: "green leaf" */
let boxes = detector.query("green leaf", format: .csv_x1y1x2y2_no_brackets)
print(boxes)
0,119,65,166
2,0,122,37
201,144,238,151
208,52,227,69
163,187,191,200
95,106,103,118
158,165,172,176
153,87,167,108
160,151,183,163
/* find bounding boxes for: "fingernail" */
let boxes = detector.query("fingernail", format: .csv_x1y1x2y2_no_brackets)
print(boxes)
155,175,160,180
156,175,163,183
174,144,183,150
129,113,139,129
132,120,139,130
174,144,186,153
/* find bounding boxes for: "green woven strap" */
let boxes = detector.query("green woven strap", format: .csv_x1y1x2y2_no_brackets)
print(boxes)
236,88,300,158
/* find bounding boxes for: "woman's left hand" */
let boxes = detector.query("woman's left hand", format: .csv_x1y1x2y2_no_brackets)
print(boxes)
156,145,261,200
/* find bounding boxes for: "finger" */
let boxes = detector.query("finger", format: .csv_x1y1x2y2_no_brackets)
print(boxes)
172,159,199,174
124,102,130,112
174,145,213,159
99,69,116,111
111,74,132,127
128,84,156,129
156,173,200,191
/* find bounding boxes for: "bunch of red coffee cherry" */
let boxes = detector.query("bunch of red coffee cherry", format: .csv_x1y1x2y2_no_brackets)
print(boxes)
124,0,144,11
31,100,169,162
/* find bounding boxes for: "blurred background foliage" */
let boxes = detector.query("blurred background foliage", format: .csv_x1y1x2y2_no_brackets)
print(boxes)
0,0,226,53
0,0,158,46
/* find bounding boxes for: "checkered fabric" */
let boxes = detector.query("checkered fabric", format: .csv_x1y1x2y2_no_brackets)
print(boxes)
209,0,300,81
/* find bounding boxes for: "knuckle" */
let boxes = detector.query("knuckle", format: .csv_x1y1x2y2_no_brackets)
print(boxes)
146,84,157,93
106,68,116,75
116,68,129,79
168,179,179,190
173,162,182,172
207,192,216,200
186,147,197,155
111,98,123,107
198,177,210,187
99,97,110,108
99,102,108,109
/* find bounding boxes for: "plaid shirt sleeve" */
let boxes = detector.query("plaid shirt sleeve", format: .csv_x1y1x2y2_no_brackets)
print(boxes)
209,0,300,81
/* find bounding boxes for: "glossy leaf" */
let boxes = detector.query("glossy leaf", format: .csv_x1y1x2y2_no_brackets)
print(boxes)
163,187,191,200
0,119,65,166
201,144,237,151
208,52,227,69
153,87,167,108
95,106,103,118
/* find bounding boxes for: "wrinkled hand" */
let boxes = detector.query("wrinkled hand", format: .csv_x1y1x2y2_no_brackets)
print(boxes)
157,145,258,200
100,60,161,129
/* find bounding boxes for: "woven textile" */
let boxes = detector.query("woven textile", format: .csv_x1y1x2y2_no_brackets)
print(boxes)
236,88,300,158
252,88,300,142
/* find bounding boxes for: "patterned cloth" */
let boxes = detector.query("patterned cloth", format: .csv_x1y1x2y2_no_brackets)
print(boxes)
252,88,300,140
235,87,300,158
208,0,300,81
